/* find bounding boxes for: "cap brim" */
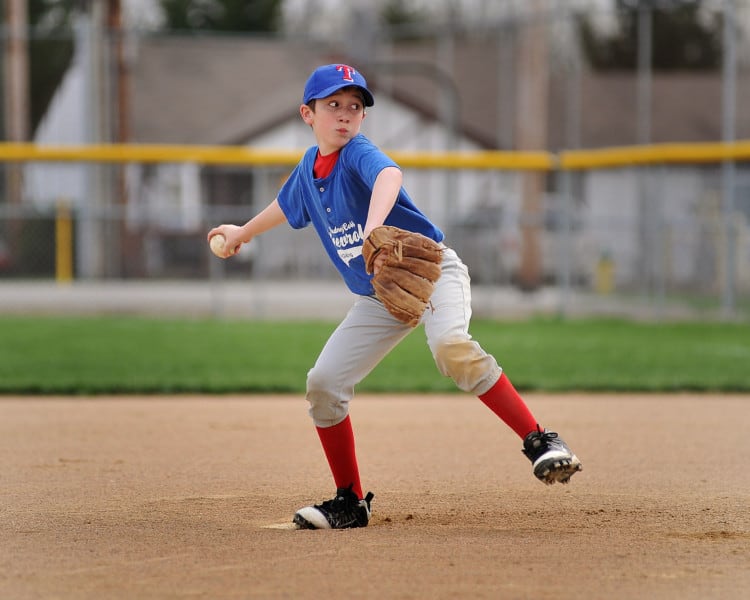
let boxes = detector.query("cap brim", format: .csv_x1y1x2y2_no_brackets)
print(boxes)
307,84,374,107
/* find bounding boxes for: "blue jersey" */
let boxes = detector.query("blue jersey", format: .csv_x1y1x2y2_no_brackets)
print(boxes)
277,134,444,296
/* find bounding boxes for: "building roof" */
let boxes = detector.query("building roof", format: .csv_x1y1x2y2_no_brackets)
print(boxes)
129,33,750,149
130,35,320,145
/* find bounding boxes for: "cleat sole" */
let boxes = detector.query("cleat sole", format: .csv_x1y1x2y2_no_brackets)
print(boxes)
535,456,583,485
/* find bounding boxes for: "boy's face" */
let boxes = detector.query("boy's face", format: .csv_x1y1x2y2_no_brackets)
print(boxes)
300,88,366,155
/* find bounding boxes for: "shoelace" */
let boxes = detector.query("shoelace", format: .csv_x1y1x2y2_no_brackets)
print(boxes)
539,430,559,442
527,429,560,452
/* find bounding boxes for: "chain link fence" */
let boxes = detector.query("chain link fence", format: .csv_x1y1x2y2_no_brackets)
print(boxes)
1,158,748,320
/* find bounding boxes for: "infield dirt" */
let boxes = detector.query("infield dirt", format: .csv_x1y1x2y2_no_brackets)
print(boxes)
2,394,748,599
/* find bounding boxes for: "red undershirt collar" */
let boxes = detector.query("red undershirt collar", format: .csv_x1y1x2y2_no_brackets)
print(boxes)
314,149,340,179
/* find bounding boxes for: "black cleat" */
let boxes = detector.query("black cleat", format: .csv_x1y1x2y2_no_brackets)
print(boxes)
523,426,582,485
293,485,374,529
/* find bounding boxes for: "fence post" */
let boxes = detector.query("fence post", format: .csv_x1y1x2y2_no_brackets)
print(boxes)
55,200,73,284
558,164,573,317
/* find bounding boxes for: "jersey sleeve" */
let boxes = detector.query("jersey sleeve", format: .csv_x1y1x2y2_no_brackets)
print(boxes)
277,162,311,229
341,135,400,188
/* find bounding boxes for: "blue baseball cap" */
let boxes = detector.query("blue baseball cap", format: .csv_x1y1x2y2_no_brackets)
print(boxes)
303,64,374,107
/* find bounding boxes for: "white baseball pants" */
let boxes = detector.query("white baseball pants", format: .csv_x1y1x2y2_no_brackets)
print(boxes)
306,247,503,427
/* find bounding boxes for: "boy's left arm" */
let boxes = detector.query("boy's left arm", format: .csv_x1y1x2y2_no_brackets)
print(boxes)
363,167,402,239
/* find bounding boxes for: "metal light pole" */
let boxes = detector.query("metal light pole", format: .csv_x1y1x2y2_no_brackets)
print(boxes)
629,0,695,313
558,4,583,317
632,0,655,310
721,0,737,316
636,2,653,146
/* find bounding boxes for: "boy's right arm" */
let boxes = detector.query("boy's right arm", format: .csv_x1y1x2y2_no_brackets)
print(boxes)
207,198,287,258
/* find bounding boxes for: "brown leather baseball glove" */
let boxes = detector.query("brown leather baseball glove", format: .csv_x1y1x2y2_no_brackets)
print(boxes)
362,226,443,327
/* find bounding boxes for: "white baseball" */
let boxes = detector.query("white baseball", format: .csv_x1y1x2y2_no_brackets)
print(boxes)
209,234,226,257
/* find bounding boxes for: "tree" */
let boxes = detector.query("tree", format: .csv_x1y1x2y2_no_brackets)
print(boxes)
382,0,425,28
159,0,282,32
28,0,76,132
579,0,722,70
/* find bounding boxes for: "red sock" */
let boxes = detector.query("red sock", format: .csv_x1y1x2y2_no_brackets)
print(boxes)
315,415,363,499
478,373,539,439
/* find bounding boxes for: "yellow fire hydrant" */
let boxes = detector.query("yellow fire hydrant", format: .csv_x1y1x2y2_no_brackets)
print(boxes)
595,251,614,295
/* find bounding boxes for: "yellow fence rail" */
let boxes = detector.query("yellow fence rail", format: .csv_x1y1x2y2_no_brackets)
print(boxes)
559,140,750,170
1,140,749,170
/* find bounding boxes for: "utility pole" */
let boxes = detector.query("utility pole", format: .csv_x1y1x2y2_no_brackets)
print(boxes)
107,0,137,277
108,0,128,147
3,0,30,205
515,0,549,290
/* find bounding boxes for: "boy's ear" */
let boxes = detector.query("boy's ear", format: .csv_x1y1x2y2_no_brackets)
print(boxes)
300,104,314,125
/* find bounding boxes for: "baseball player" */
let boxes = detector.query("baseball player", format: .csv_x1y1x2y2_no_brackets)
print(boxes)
207,63,582,530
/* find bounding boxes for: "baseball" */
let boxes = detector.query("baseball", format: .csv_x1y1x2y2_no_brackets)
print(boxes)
209,234,226,257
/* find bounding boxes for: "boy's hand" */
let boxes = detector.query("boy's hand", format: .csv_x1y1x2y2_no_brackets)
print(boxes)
207,225,244,258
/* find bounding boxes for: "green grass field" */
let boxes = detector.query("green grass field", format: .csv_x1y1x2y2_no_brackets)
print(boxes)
1,316,748,394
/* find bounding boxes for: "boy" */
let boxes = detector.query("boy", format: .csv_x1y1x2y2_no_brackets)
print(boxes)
207,63,582,530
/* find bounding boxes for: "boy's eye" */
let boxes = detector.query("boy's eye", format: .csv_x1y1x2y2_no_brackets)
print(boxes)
324,100,363,114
